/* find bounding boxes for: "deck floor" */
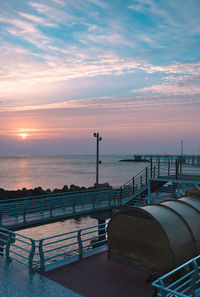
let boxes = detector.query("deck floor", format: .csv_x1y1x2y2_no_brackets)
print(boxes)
43,252,152,297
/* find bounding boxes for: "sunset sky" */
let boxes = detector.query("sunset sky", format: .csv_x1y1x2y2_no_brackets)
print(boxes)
0,0,200,154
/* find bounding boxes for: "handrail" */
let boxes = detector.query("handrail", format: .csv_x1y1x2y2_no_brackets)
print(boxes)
120,158,200,207
0,223,108,272
0,188,117,228
0,187,112,204
152,255,200,297
0,226,35,269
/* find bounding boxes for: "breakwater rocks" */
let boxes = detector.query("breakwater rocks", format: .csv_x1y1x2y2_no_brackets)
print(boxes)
0,183,111,201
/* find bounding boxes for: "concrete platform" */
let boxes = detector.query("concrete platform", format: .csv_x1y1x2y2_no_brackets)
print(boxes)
43,252,152,297
0,256,82,297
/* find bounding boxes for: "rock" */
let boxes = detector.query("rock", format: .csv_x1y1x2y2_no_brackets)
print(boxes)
70,184,81,191
62,185,69,192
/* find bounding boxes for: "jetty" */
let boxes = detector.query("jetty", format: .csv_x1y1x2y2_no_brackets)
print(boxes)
128,154,200,166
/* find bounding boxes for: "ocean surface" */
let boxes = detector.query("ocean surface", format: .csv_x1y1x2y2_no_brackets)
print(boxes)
0,154,147,239
0,154,146,190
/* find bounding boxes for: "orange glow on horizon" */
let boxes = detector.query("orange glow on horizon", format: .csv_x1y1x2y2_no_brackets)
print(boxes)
19,133,29,139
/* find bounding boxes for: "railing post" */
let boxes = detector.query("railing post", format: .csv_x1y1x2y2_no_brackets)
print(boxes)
38,239,45,272
72,198,76,213
0,207,2,226
175,159,179,179
145,167,148,186
180,158,183,175
93,191,97,210
154,166,156,178
108,189,112,207
150,158,152,178
23,201,26,223
168,159,170,176
28,239,36,271
77,230,83,260
158,279,166,297
49,199,53,218
120,186,123,205
132,177,135,195
158,159,160,177
5,233,12,262
147,180,151,205
191,260,199,297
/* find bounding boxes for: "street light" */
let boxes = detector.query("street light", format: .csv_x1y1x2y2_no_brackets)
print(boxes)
93,132,102,186
180,139,184,155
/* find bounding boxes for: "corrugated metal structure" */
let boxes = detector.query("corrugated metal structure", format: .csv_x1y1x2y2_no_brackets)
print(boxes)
107,195,200,274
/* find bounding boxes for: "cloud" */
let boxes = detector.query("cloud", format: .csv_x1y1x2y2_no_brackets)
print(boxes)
132,61,200,96
142,62,200,75
0,16,52,47
2,95,200,113
52,0,65,5
28,1,75,24
18,12,58,27
0,48,142,95
81,33,134,47
133,78,200,96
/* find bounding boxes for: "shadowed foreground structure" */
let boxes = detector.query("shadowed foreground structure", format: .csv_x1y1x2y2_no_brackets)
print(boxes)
107,195,200,275
43,252,152,297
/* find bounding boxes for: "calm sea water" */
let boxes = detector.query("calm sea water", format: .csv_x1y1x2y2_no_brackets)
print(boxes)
0,154,146,190
0,154,147,239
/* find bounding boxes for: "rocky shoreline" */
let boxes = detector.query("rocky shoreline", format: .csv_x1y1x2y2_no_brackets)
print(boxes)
0,183,111,201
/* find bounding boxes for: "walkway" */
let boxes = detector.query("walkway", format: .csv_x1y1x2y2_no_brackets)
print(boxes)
43,252,152,297
0,256,82,297
0,188,119,230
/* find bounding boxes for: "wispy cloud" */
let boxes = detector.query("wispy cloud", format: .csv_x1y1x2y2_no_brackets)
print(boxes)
18,12,58,27
0,16,52,47
0,48,143,95
80,33,134,47
133,77,200,96
52,0,65,6
28,1,75,24
132,61,200,96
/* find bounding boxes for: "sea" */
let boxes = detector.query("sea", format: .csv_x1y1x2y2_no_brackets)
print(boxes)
0,154,146,239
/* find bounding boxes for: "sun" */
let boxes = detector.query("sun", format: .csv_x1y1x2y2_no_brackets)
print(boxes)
19,133,28,139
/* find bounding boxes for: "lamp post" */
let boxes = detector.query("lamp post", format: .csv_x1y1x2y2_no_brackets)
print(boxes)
93,132,102,186
180,139,184,155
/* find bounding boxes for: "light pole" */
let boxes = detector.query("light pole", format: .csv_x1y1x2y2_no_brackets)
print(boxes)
180,139,184,155
93,132,102,186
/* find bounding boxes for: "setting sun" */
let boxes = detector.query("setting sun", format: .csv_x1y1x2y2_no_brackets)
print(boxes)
19,133,28,139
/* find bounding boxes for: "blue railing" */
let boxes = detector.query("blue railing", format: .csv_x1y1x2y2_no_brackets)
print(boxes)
152,255,200,297
34,222,108,271
122,159,200,206
0,188,120,228
0,223,108,272
0,227,35,268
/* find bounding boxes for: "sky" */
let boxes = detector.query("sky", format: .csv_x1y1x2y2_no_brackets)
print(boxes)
0,0,200,154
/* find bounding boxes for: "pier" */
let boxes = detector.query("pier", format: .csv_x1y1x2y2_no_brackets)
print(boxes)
133,154,200,166
0,157,200,297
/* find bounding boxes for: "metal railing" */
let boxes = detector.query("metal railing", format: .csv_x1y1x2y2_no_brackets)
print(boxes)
0,188,120,228
120,161,156,206
34,222,108,271
0,227,35,268
0,223,108,272
152,255,200,297
121,159,200,207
